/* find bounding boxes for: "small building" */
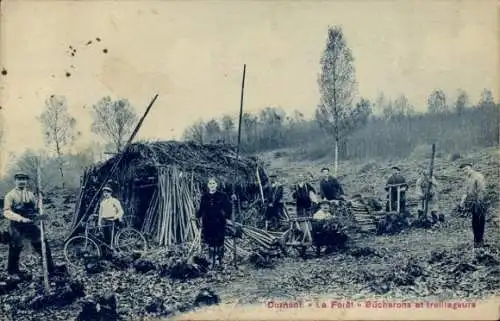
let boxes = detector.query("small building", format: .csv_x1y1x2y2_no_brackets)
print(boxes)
68,140,268,246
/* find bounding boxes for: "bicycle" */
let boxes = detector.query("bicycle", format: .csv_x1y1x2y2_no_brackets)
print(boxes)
64,214,148,269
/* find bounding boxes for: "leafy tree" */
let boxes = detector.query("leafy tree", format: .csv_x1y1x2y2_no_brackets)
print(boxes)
427,89,448,113
38,95,79,187
316,25,358,174
90,97,138,153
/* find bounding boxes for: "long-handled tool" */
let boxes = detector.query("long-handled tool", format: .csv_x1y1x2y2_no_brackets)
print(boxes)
37,160,50,293
231,64,247,266
423,144,436,218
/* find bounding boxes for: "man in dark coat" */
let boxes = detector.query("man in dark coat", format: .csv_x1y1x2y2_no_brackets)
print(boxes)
319,167,344,201
3,172,56,277
263,174,284,230
292,174,317,217
196,178,232,268
385,166,408,213
459,162,487,248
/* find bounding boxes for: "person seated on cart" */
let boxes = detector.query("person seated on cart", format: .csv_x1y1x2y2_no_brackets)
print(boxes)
385,166,408,213
311,200,348,257
98,185,124,258
292,173,318,217
263,174,284,230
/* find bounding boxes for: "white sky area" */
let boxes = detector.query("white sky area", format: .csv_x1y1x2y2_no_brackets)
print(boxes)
0,0,498,172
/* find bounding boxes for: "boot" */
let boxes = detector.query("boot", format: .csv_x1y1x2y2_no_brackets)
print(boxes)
32,242,55,275
7,246,22,275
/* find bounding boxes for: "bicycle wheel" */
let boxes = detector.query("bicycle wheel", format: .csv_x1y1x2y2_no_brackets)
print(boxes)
114,228,147,253
64,236,101,269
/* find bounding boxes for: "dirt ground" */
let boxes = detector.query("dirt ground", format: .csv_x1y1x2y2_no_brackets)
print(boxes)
0,147,498,321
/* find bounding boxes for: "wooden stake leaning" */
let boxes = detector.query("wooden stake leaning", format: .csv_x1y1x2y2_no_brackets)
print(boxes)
37,160,50,293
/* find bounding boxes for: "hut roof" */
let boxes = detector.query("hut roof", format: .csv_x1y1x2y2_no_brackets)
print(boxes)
88,140,262,186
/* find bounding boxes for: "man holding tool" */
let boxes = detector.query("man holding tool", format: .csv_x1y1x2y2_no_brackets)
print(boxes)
3,172,55,277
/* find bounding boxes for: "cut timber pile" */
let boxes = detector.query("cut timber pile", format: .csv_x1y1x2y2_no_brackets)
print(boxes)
142,166,200,246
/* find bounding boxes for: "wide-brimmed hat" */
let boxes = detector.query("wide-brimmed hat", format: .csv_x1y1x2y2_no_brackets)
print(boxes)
321,167,330,172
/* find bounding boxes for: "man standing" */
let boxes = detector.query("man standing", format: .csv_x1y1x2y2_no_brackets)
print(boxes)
98,185,124,257
292,173,317,217
385,166,408,213
3,172,55,277
319,167,344,201
416,170,441,222
459,163,487,248
263,174,284,230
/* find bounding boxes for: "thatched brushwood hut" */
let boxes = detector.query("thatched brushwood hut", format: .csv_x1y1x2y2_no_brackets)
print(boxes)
69,141,268,246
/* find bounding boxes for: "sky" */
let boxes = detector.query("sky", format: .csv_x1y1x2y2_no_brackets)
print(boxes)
0,0,498,170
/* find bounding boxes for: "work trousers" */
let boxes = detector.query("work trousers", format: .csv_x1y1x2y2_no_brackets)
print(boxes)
470,201,486,244
101,219,118,258
7,222,54,274
265,204,282,229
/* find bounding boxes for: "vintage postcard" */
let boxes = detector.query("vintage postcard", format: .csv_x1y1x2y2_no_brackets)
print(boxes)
0,0,498,320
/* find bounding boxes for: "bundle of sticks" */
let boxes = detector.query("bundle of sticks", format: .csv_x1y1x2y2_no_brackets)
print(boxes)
142,166,201,246
226,220,283,253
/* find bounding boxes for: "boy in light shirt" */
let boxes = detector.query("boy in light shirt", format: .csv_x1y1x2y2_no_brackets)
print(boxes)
98,185,124,257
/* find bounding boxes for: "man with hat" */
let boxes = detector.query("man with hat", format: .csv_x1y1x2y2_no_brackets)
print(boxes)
3,172,55,276
263,174,284,230
459,162,487,248
98,185,124,257
385,166,408,213
319,167,345,201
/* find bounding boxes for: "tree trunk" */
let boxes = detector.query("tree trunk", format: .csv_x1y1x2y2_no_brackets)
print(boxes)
334,138,339,176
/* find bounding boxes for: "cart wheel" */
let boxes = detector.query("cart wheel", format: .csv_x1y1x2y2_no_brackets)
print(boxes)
64,236,101,269
114,228,148,254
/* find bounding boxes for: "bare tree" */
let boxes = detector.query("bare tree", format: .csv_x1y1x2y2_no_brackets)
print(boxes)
393,94,415,117
478,88,495,108
221,115,235,144
455,89,469,113
90,97,138,153
182,120,205,143
38,95,79,187
0,110,5,173
205,119,222,143
427,89,448,114
316,25,358,174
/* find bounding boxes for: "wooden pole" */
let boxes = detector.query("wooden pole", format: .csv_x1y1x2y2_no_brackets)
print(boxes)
37,159,50,293
232,64,246,266
423,144,436,217
67,94,159,240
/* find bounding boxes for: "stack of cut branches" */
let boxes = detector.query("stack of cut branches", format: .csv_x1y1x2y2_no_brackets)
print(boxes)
226,221,283,254
142,166,201,246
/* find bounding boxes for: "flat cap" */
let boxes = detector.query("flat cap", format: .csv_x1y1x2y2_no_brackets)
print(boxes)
391,166,401,171
321,167,330,171
102,186,113,192
459,162,473,169
319,199,331,205
14,172,29,179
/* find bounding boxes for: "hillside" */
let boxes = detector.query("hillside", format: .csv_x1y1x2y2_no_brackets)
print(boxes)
0,146,498,321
